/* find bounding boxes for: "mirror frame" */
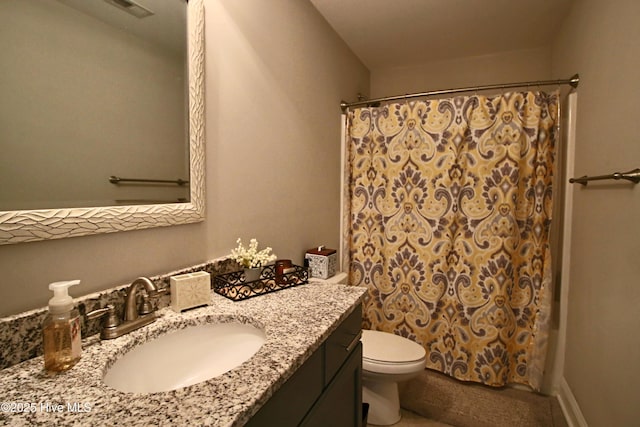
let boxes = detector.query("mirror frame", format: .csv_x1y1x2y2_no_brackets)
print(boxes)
0,0,204,245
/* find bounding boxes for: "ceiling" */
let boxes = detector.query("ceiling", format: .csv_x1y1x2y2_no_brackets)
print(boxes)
310,0,574,70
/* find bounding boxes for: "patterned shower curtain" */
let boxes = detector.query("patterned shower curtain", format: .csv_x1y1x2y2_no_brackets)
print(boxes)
345,91,559,390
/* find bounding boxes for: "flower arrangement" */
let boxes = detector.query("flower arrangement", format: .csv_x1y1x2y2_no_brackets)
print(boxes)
230,238,277,269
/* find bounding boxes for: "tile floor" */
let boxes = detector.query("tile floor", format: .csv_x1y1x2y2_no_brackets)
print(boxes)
365,408,455,427
391,409,455,426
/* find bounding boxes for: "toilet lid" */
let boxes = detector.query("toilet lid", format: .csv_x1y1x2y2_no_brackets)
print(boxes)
361,330,426,364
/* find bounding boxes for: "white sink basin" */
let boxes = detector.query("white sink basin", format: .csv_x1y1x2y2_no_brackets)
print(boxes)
103,322,266,393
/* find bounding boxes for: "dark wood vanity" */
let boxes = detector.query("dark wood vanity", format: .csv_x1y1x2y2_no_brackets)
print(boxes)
246,304,363,427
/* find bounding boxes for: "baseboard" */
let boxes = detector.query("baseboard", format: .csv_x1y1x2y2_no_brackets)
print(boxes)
556,377,588,427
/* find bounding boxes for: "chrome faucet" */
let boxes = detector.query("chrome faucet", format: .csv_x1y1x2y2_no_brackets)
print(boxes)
87,277,167,340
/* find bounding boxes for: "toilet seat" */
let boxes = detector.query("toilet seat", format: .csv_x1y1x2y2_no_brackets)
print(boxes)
361,330,426,375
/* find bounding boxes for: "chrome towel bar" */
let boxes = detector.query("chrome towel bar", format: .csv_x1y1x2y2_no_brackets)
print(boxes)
109,176,189,186
569,168,640,185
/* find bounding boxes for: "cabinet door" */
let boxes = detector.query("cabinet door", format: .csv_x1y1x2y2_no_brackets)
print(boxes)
245,349,324,427
301,342,363,427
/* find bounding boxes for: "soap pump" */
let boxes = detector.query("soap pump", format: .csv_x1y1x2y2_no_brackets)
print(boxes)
43,280,82,372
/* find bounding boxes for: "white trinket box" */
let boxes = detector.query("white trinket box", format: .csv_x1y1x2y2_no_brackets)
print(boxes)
305,246,337,279
170,271,211,312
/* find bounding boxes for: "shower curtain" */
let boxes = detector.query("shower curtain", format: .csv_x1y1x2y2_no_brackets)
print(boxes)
345,90,559,390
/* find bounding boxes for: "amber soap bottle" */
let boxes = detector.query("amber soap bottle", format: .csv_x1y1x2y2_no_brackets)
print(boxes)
43,280,82,372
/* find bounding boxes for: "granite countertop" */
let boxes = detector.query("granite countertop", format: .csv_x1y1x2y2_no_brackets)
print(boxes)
0,282,365,426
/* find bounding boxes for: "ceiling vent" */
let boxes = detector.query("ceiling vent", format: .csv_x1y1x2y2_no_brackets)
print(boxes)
103,0,154,18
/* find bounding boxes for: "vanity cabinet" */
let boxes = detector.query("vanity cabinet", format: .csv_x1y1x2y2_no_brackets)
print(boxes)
246,304,362,427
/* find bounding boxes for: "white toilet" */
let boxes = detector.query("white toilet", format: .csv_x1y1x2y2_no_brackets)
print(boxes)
361,330,426,425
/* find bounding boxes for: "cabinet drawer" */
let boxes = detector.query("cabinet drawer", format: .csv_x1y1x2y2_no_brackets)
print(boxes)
324,304,362,385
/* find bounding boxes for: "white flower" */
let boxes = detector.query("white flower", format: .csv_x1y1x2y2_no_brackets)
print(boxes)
230,238,277,268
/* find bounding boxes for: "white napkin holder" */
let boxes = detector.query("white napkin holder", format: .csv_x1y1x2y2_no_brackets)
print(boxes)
170,271,211,312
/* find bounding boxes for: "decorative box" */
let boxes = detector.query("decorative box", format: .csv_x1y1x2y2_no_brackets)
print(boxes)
170,271,211,312
305,246,337,279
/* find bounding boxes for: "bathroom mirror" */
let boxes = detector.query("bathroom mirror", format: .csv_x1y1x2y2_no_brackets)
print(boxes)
0,0,205,245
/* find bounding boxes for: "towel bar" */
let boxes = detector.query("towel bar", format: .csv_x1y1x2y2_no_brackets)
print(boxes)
569,168,640,185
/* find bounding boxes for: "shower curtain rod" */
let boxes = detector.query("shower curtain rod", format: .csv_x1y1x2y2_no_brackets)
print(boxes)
340,74,579,111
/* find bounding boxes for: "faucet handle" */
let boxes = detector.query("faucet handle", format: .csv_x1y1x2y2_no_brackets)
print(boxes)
140,288,170,315
87,304,120,329
150,287,170,298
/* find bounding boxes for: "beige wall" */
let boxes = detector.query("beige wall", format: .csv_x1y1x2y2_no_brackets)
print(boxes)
370,47,551,97
203,0,368,271
0,0,368,317
552,1,640,425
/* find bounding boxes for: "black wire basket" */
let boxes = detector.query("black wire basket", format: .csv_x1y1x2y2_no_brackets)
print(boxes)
213,264,308,301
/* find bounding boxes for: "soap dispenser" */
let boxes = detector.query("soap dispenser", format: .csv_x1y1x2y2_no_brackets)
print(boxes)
43,280,82,372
